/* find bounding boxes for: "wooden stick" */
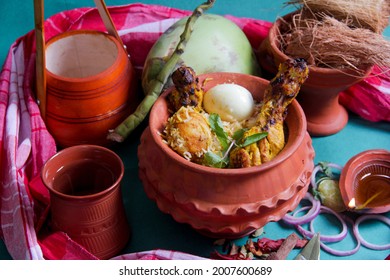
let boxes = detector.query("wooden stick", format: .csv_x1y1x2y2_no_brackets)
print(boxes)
33,0,46,120
266,233,299,260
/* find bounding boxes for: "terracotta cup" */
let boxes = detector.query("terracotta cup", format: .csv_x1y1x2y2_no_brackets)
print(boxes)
258,11,373,136
45,30,138,147
41,145,130,259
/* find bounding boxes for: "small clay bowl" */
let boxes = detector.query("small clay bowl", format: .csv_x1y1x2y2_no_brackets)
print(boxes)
339,149,390,214
138,72,315,238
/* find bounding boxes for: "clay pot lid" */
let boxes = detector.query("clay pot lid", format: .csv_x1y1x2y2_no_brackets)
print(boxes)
339,149,390,214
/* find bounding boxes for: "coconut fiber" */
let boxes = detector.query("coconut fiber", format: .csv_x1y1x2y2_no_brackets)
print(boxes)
283,0,390,73
287,0,390,33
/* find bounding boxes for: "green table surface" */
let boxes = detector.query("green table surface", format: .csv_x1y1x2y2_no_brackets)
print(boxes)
0,0,389,260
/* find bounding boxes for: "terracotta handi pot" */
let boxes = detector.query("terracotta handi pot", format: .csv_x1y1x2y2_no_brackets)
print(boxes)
45,30,138,147
339,149,390,214
258,12,373,136
138,72,315,239
41,145,130,259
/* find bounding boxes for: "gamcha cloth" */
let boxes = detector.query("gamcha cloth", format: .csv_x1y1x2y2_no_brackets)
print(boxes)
0,3,389,260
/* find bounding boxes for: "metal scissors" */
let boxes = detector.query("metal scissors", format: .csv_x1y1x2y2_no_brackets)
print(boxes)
294,232,321,260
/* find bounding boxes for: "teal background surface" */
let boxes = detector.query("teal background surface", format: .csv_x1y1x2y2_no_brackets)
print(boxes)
0,0,389,260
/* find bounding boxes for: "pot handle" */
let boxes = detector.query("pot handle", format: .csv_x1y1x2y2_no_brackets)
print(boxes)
93,0,129,57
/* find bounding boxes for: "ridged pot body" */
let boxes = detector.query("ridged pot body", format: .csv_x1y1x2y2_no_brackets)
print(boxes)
45,30,138,147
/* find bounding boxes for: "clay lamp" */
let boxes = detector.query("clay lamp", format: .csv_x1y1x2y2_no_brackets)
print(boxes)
339,149,390,214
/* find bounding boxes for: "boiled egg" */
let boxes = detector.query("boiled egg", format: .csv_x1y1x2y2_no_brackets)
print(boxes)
203,83,255,122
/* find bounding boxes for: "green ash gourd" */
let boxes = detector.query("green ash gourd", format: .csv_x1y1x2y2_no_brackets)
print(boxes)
142,14,261,94
107,0,260,142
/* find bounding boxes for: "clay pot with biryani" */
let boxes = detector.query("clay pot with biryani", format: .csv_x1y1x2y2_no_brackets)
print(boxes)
138,60,315,239
258,4,390,136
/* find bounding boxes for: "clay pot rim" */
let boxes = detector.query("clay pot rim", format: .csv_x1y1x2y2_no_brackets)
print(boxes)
45,30,124,83
41,144,124,200
339,149,390,213
268,10,373,75
149,72,307,175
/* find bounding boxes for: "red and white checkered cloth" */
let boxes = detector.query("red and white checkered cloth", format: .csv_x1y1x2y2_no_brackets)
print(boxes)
0,3,389,260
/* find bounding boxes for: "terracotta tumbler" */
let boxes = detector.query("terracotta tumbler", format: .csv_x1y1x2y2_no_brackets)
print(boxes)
41,145,130,259
258,11,373,136
45,30,138,147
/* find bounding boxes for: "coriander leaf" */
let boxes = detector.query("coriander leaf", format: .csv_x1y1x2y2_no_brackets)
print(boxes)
240,132,268,147
232,128,247,142
209,113,229,150
203,152,229,168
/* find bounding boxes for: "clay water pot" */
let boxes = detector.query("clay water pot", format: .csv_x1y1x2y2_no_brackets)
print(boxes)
45,30,138,147
138,72,315,239
258,12,373,136
41,145,130,259
339,149,390,214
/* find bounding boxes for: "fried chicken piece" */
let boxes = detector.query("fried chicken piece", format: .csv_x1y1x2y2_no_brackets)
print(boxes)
164,66,211,163
230,58,309,168
229,126,262,167
164,106,213,163
167,66,204,112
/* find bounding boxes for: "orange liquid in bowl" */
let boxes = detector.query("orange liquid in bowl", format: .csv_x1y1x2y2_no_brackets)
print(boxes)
356,173,390,208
